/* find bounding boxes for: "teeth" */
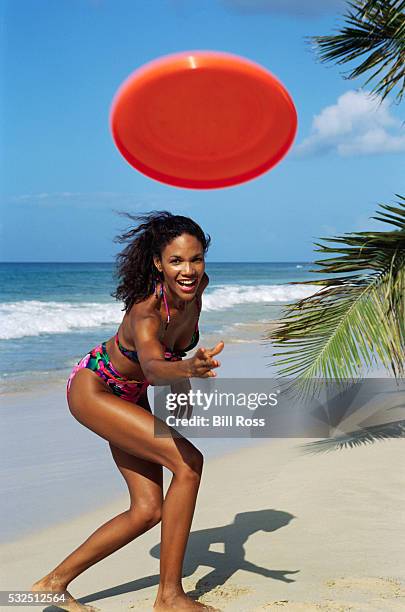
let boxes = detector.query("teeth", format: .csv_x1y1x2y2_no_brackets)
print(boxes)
178,280,195,286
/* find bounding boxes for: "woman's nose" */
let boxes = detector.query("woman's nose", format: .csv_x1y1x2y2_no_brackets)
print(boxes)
182,262,193,275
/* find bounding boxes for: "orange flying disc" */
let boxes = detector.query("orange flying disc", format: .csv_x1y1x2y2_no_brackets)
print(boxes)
110,51,297,189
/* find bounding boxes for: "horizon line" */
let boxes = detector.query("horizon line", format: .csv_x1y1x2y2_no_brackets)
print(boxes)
0,260,314,265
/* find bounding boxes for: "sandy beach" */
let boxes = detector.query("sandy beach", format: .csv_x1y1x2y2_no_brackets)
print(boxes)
1,342,404,611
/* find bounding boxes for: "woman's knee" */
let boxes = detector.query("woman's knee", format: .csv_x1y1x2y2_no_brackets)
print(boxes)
174,447,204,480
127,501,162,531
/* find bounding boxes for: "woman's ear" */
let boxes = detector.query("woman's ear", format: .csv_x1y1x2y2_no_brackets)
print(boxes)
153,256,162,274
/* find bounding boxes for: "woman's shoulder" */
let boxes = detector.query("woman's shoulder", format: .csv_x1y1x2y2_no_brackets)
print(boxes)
120,294,162,346
126,291,162,323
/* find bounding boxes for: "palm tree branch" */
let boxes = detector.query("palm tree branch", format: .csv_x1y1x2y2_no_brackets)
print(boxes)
310,0,405,102
271,275,397,378
266,199,405,385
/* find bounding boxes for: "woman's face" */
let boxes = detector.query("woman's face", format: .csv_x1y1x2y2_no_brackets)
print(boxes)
154,233,205,302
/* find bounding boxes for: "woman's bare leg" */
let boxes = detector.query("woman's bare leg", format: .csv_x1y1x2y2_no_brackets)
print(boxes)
152,444,203,610
32,447,163,586
31,370,214,611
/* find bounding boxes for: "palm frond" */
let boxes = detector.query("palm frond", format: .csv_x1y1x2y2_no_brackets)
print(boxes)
311,0,405,103
266,196,405,389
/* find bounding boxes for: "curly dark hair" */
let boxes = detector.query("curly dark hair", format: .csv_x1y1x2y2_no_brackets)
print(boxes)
112,211,211,311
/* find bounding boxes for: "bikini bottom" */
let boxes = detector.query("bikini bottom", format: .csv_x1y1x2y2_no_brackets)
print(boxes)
66,342,150,404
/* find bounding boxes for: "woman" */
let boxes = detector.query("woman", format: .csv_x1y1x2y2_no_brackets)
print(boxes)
31,211,224,612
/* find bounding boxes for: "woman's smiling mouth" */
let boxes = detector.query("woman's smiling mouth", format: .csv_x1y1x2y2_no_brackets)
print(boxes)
176,278,198,292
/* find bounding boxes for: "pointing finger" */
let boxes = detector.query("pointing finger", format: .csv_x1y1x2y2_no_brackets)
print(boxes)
206,341,225,358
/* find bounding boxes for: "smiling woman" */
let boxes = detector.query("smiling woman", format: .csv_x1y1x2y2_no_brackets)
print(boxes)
31,211,224,612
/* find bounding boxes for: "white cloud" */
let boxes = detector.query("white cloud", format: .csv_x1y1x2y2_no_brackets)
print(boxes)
296,90,405,157
222,0,345,16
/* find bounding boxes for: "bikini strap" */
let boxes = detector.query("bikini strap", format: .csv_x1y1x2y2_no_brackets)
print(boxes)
160,283,200,330
160,283,170,329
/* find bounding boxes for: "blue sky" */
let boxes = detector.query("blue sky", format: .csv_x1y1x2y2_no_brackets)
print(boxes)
1,0,404,262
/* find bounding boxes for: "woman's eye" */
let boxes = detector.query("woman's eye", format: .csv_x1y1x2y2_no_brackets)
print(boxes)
170,258,203,264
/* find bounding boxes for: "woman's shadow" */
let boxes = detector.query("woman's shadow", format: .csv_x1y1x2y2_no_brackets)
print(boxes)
151,508,299,599
55,508,298,609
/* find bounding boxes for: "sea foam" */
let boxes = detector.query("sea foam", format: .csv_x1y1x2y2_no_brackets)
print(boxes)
0,284,320,340
0,300,123,340
202,284,320,311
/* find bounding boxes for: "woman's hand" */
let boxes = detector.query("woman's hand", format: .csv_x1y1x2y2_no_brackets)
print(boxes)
188,341,224,378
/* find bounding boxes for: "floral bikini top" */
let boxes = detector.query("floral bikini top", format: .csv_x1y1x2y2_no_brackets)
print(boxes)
115,283,201,363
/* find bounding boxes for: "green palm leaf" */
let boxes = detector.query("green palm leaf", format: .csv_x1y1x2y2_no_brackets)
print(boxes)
266,196,405,388
311,0,405,102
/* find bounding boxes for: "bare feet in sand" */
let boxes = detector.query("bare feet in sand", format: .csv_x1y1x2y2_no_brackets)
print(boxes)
31,576,100,612
153,592,220,611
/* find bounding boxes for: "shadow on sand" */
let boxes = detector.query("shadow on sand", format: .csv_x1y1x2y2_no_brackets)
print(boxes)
45,508,298,610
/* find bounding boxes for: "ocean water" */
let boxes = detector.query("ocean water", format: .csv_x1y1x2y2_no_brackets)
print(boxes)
0,262,320,393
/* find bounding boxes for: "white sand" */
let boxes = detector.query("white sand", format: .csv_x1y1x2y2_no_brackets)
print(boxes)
1,437,405,610
1,342,404,610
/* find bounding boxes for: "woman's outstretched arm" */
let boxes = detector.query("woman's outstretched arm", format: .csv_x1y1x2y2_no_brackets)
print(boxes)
134,315,223,385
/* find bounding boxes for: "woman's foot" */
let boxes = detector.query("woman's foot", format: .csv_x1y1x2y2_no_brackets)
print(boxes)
31,575,100,612
153,592,220,611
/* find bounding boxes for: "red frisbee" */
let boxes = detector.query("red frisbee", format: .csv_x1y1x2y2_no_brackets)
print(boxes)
110,51,297,189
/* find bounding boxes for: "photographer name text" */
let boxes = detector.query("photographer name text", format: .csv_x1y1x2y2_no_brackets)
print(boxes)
166,414,266,427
